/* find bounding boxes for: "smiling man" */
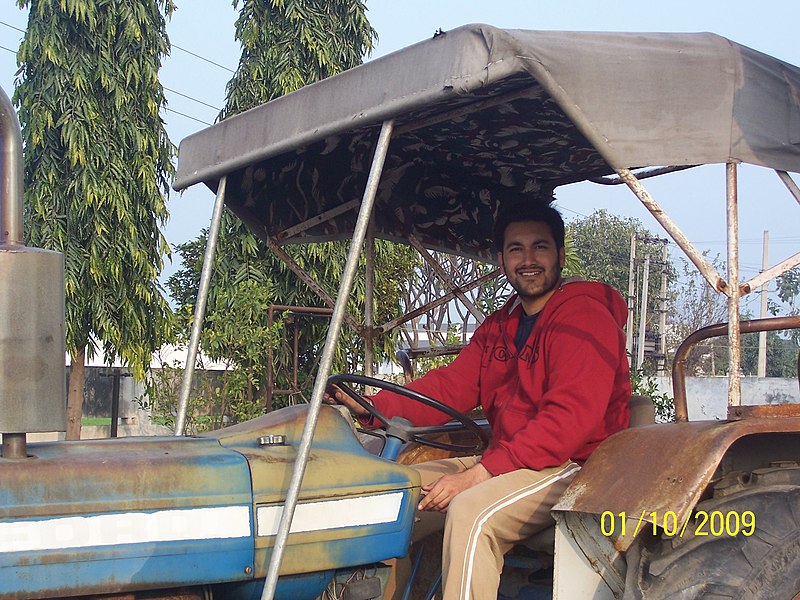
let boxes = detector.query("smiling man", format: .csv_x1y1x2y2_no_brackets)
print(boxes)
326,198,631,600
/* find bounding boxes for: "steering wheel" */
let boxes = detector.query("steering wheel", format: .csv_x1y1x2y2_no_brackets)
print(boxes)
327,374,489,455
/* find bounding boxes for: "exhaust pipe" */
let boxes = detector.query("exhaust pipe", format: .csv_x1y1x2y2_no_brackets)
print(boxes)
0,85,66,459
0,84,23,246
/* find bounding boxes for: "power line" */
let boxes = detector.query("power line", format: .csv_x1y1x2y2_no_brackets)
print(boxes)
172,43,235,73
2,19,236,73
164,106,212,126
2,24,222,123
0,20,25,34
163,86,220,111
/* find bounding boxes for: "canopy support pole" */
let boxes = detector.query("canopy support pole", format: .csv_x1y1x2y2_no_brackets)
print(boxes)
726,163,742,411
175,175,227,436
379,268,500,334
776,170,800,205
260,119,394,600
364,218,376,378
615,168,731,297
408,235,486,324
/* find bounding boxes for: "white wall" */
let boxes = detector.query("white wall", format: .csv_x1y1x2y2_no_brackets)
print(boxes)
654,376,800,421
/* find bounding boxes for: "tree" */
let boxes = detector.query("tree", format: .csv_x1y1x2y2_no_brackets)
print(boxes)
740,330,800,377
669,261,800,377
160,0,405,422
15,0,175,439
566,209,675,372
220,0,377,120
566,209,671,299
667,254,729,375
167,231,418,416
772,266,800,345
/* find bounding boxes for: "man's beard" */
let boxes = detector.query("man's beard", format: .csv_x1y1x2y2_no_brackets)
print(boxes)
507,267,561,306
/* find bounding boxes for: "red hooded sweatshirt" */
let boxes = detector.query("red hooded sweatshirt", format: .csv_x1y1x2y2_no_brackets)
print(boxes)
371,279,631,475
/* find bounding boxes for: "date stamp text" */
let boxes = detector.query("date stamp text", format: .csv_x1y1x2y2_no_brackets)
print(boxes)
600,510,756,538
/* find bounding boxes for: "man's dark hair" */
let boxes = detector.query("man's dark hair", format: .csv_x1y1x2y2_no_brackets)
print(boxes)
493,201,565,252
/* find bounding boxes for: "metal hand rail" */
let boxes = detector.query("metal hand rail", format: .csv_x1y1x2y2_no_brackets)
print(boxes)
672,316,800,421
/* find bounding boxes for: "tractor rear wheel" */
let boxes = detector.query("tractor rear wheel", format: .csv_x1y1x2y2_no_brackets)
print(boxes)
623,463,800,600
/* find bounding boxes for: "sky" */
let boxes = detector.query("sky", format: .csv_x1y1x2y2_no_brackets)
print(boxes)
1,0,799,315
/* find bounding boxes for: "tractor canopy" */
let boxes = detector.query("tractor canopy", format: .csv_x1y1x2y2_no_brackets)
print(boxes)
174,24,800,261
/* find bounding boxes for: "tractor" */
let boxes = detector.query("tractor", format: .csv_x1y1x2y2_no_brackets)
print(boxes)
2,25,800,599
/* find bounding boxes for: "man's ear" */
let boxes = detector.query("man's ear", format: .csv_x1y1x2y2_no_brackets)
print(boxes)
558,246,566,268
498,252,506,275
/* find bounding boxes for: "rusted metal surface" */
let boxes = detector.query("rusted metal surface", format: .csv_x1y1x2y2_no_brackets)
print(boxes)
561,512,625,597
378,268,500,334
740,251,800,294
228,407,419,581
0,436,254,599
0,436,251,518
82,588,208,600
589,165,697,184
553,416,800,552
616,167,729,296
408,235,486,324
672,316,800,421
405,344,464,360
777,169,800,204
263,235,359,332
728,403,800,419
274,198,360,242
265,305,333,406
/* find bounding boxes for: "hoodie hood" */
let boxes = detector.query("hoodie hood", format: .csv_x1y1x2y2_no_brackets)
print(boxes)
504,278,629,328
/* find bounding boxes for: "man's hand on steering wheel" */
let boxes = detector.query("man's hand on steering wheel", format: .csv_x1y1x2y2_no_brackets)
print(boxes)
325,374,489,455
323,384,370,416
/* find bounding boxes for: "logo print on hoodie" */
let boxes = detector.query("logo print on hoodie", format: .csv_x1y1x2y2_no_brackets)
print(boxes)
492,344,538,364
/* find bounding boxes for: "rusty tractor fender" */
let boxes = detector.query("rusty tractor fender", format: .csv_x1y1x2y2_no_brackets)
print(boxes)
549,416,800,599
554,416,800,551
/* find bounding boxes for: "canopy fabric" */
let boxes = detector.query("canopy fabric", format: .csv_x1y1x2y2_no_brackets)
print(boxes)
175,25,800,260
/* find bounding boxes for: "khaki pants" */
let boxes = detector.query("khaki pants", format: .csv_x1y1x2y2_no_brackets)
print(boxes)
410,456,580,600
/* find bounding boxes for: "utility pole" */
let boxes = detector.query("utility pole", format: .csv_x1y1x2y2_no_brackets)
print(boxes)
757,230,769,377
658,242,669,375
637,254,650,370
626,232,637,362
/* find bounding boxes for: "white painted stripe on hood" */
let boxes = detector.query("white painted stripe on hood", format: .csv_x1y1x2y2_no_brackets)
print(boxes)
0,505,251,553
257,492,404,537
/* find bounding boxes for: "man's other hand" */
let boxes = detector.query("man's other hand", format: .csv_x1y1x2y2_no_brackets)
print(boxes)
418,463,491,512
322,384,371,416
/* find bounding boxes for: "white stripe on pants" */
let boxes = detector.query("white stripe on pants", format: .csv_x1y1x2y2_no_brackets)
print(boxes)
411,457,580,600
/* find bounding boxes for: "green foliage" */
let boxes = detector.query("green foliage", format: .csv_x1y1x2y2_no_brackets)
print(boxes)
566,209,671,297
561,232,581,278
672,259,799,377
221,0,377,118
15,0,176,379
733,329,799,378
770,266,800,345
166,229,419,419
145,0,395,427
567,209,675,374
141,279,284,432
667,254,728,376
630,368,675,423
412,324,463,377
139,359,225,434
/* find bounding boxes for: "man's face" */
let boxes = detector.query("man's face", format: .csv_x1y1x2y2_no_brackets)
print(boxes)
498,220,565,314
